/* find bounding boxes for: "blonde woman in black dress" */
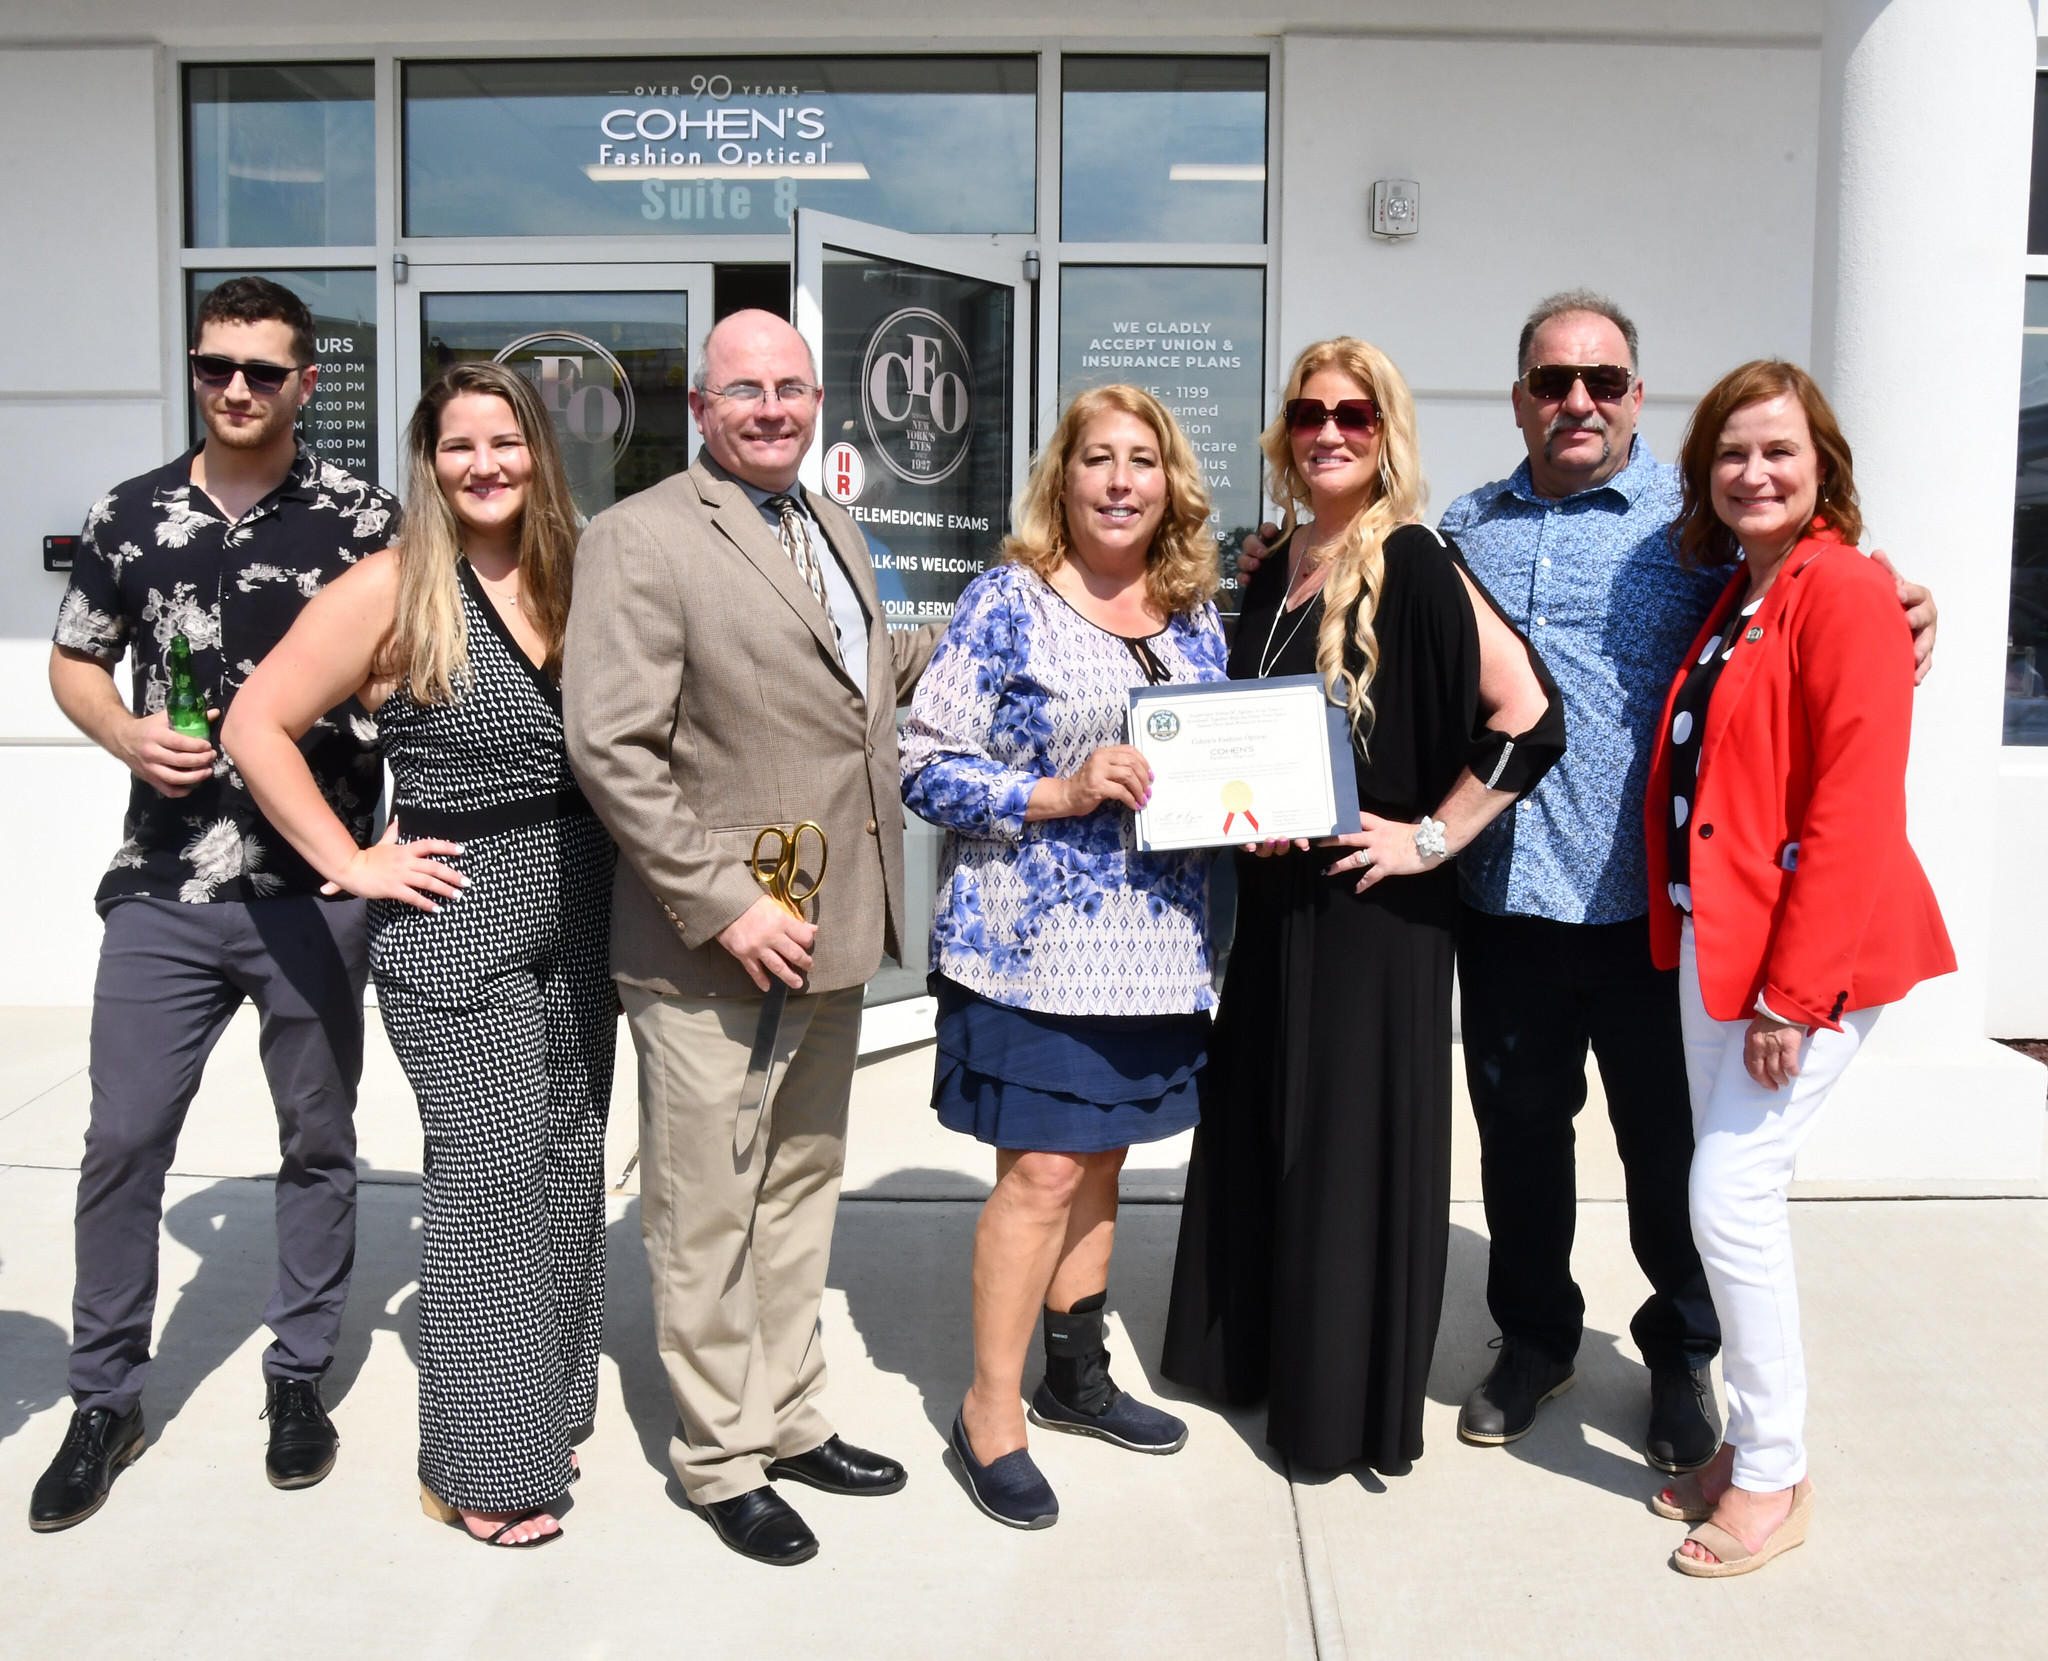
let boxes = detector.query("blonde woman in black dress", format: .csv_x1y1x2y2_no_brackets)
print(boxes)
1162,337,1565,1472
227,362,614,1545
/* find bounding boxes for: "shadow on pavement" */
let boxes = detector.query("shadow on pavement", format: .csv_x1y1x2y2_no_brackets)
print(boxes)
0,1305,70,1447
1425,1221,1656,1503
141,1166,423,1439
600,1198,681,1490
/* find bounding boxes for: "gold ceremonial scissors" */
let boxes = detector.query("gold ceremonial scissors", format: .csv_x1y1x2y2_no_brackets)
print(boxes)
750,821,829,919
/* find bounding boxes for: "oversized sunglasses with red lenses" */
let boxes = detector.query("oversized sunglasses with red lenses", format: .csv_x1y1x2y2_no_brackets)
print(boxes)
189,353,303,395
1521,363,1634,402
1284,397,1380,435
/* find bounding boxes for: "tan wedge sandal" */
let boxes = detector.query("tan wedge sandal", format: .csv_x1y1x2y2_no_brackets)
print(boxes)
1671,1480,1813,1578
1650,1468,1716,1522
420,1482,561,1548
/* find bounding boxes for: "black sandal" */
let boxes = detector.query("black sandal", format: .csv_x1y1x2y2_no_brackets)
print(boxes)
420,1483,561,1547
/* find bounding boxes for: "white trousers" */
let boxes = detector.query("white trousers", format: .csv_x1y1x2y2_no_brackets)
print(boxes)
1677,921,1879,1490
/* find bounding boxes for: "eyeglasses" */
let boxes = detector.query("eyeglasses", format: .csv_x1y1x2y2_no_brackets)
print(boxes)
1283,398,1380,434
190,353,303,395
1521,363,1634,402
704,380,822,405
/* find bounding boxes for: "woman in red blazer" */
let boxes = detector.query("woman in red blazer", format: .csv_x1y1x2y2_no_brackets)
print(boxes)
1641,361,1953,1579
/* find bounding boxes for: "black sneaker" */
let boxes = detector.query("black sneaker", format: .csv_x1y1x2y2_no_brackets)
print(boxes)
1457,1340,1575,1446
1646,1364,1722,1473
262,1378,338,1489
29,1406,145,1532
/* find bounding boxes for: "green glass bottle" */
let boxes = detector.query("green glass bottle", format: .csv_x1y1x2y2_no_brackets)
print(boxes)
166,634,210,740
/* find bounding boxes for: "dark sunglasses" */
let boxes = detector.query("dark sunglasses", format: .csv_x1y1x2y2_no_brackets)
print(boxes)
1283,397,1380,434
1522,363,1634,402
189,353,304,395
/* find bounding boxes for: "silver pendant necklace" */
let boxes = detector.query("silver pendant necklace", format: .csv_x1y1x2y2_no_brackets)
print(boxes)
1258,536,1325,678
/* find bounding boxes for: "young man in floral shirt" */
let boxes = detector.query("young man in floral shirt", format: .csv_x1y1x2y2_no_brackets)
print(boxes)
31,276,398,1532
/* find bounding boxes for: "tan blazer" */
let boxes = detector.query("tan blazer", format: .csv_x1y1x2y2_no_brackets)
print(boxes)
563,453,940,998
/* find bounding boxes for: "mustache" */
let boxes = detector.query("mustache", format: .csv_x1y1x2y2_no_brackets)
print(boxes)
1546,411,1609,440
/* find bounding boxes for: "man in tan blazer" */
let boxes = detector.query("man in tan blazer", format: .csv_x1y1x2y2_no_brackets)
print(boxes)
563,310,940,1566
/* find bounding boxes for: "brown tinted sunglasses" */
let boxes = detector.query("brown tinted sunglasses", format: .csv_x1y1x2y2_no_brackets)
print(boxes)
1522,363,1634,401
1283,397,1381,434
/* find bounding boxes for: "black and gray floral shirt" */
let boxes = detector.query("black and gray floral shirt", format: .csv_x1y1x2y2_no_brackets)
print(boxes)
54,445,399,910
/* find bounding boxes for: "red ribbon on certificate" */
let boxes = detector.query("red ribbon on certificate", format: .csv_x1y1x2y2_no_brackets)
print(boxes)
1220,780,1257,837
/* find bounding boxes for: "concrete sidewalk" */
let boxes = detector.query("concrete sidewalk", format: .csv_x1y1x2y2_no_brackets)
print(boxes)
0,1008,2043,1659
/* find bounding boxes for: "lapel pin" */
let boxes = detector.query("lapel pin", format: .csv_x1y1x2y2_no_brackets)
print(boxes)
1745,626,1764,643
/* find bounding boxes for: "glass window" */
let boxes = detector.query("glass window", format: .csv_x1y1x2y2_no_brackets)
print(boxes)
1061,57,1266,245
403,57,1036,238
421,291,693,521
2009,276,2048,743
1057,265,1264,612
187,269,378,480
186,63,375,249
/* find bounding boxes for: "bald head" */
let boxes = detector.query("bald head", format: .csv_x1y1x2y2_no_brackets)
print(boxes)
688,309,822,491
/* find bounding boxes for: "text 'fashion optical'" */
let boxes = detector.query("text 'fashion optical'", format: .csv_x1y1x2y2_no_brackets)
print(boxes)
1521,364,1635,402
704,380,823,404
1283,398,1381,434
189,354,303,395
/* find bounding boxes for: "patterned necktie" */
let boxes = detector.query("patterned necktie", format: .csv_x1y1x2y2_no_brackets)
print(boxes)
762,491,829,613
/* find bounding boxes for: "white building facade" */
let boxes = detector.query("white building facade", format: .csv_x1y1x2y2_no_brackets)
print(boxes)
1,0,2042,1181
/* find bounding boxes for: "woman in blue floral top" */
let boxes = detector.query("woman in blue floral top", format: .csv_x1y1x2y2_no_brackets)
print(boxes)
900,384,1226,1529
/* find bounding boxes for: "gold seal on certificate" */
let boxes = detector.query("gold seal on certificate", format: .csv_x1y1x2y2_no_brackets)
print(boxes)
1129,674,1360,853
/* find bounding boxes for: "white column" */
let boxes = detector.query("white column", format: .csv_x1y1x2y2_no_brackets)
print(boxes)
1804,0,2045,1181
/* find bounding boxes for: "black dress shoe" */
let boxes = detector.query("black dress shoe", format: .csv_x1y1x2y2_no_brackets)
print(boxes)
1457,1340,1576,1446
1646,1364,1722,1473
30,1405,145,1532
767,1434,907,1496
700,1486,819,1566
262,1377,338,1489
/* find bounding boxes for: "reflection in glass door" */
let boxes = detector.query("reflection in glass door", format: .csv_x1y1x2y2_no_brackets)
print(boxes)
398,266,712,521
793,210,1032,1004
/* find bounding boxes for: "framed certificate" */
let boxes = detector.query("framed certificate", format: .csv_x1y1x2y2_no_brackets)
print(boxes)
1129,674,1361,853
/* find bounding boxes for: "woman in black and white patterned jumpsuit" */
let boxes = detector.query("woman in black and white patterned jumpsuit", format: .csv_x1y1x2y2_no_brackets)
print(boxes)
225,360,613,1548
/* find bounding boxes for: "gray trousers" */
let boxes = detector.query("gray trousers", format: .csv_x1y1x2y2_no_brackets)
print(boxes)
70,895,369,1414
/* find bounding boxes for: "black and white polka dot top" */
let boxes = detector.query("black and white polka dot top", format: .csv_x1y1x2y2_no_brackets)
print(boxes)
379,559,589,838
1663,593,1764,913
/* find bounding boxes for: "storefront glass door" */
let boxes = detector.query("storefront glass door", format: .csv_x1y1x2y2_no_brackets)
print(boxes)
395,263,713,520
792,210,1031,1004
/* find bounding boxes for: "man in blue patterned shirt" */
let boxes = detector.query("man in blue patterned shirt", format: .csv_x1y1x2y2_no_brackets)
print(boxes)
1436,293,1935,1471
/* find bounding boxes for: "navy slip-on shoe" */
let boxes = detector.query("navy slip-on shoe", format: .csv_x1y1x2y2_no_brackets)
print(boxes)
950,1409,1058,1530
1028,1380,1188,1454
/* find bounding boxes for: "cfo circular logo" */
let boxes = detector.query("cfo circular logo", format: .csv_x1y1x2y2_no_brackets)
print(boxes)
824,442,866,504
1145,709,1181,742
860,308,975,485
493,332,636,465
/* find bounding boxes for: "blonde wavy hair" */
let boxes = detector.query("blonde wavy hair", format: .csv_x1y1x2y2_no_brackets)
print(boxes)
1003,384,1220,617
1260,337,1427,743
378,361,580,704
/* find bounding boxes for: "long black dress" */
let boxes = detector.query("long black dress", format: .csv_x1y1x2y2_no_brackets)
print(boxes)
1161,522,1563,1472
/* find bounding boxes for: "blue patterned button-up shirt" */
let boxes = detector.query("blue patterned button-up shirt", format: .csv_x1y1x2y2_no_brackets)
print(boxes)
1438,437,1728,924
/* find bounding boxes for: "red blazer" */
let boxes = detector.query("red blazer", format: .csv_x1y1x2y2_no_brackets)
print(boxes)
1644,529,1954,1030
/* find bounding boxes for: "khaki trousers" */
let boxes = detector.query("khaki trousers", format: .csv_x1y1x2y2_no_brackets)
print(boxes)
623,981,861,1505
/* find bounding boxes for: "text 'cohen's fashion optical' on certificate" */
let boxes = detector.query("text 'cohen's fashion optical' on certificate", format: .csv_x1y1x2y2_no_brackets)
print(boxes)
1129,674,1360,853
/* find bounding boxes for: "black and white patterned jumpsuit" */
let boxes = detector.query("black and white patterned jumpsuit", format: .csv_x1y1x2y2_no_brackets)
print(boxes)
371,560,617,1512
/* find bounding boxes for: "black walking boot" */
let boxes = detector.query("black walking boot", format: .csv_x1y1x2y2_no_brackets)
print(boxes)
29,1405,145,1532
1457,1339,1576,1446
262,1377,338,1489
1645,1364,1722,1473
1027,1292,1188,1454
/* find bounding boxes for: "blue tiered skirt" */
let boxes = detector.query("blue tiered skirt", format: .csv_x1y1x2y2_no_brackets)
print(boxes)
930,976,1208,1154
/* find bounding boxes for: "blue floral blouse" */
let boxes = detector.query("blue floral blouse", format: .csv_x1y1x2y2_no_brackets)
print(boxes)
900,562,1229,1016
